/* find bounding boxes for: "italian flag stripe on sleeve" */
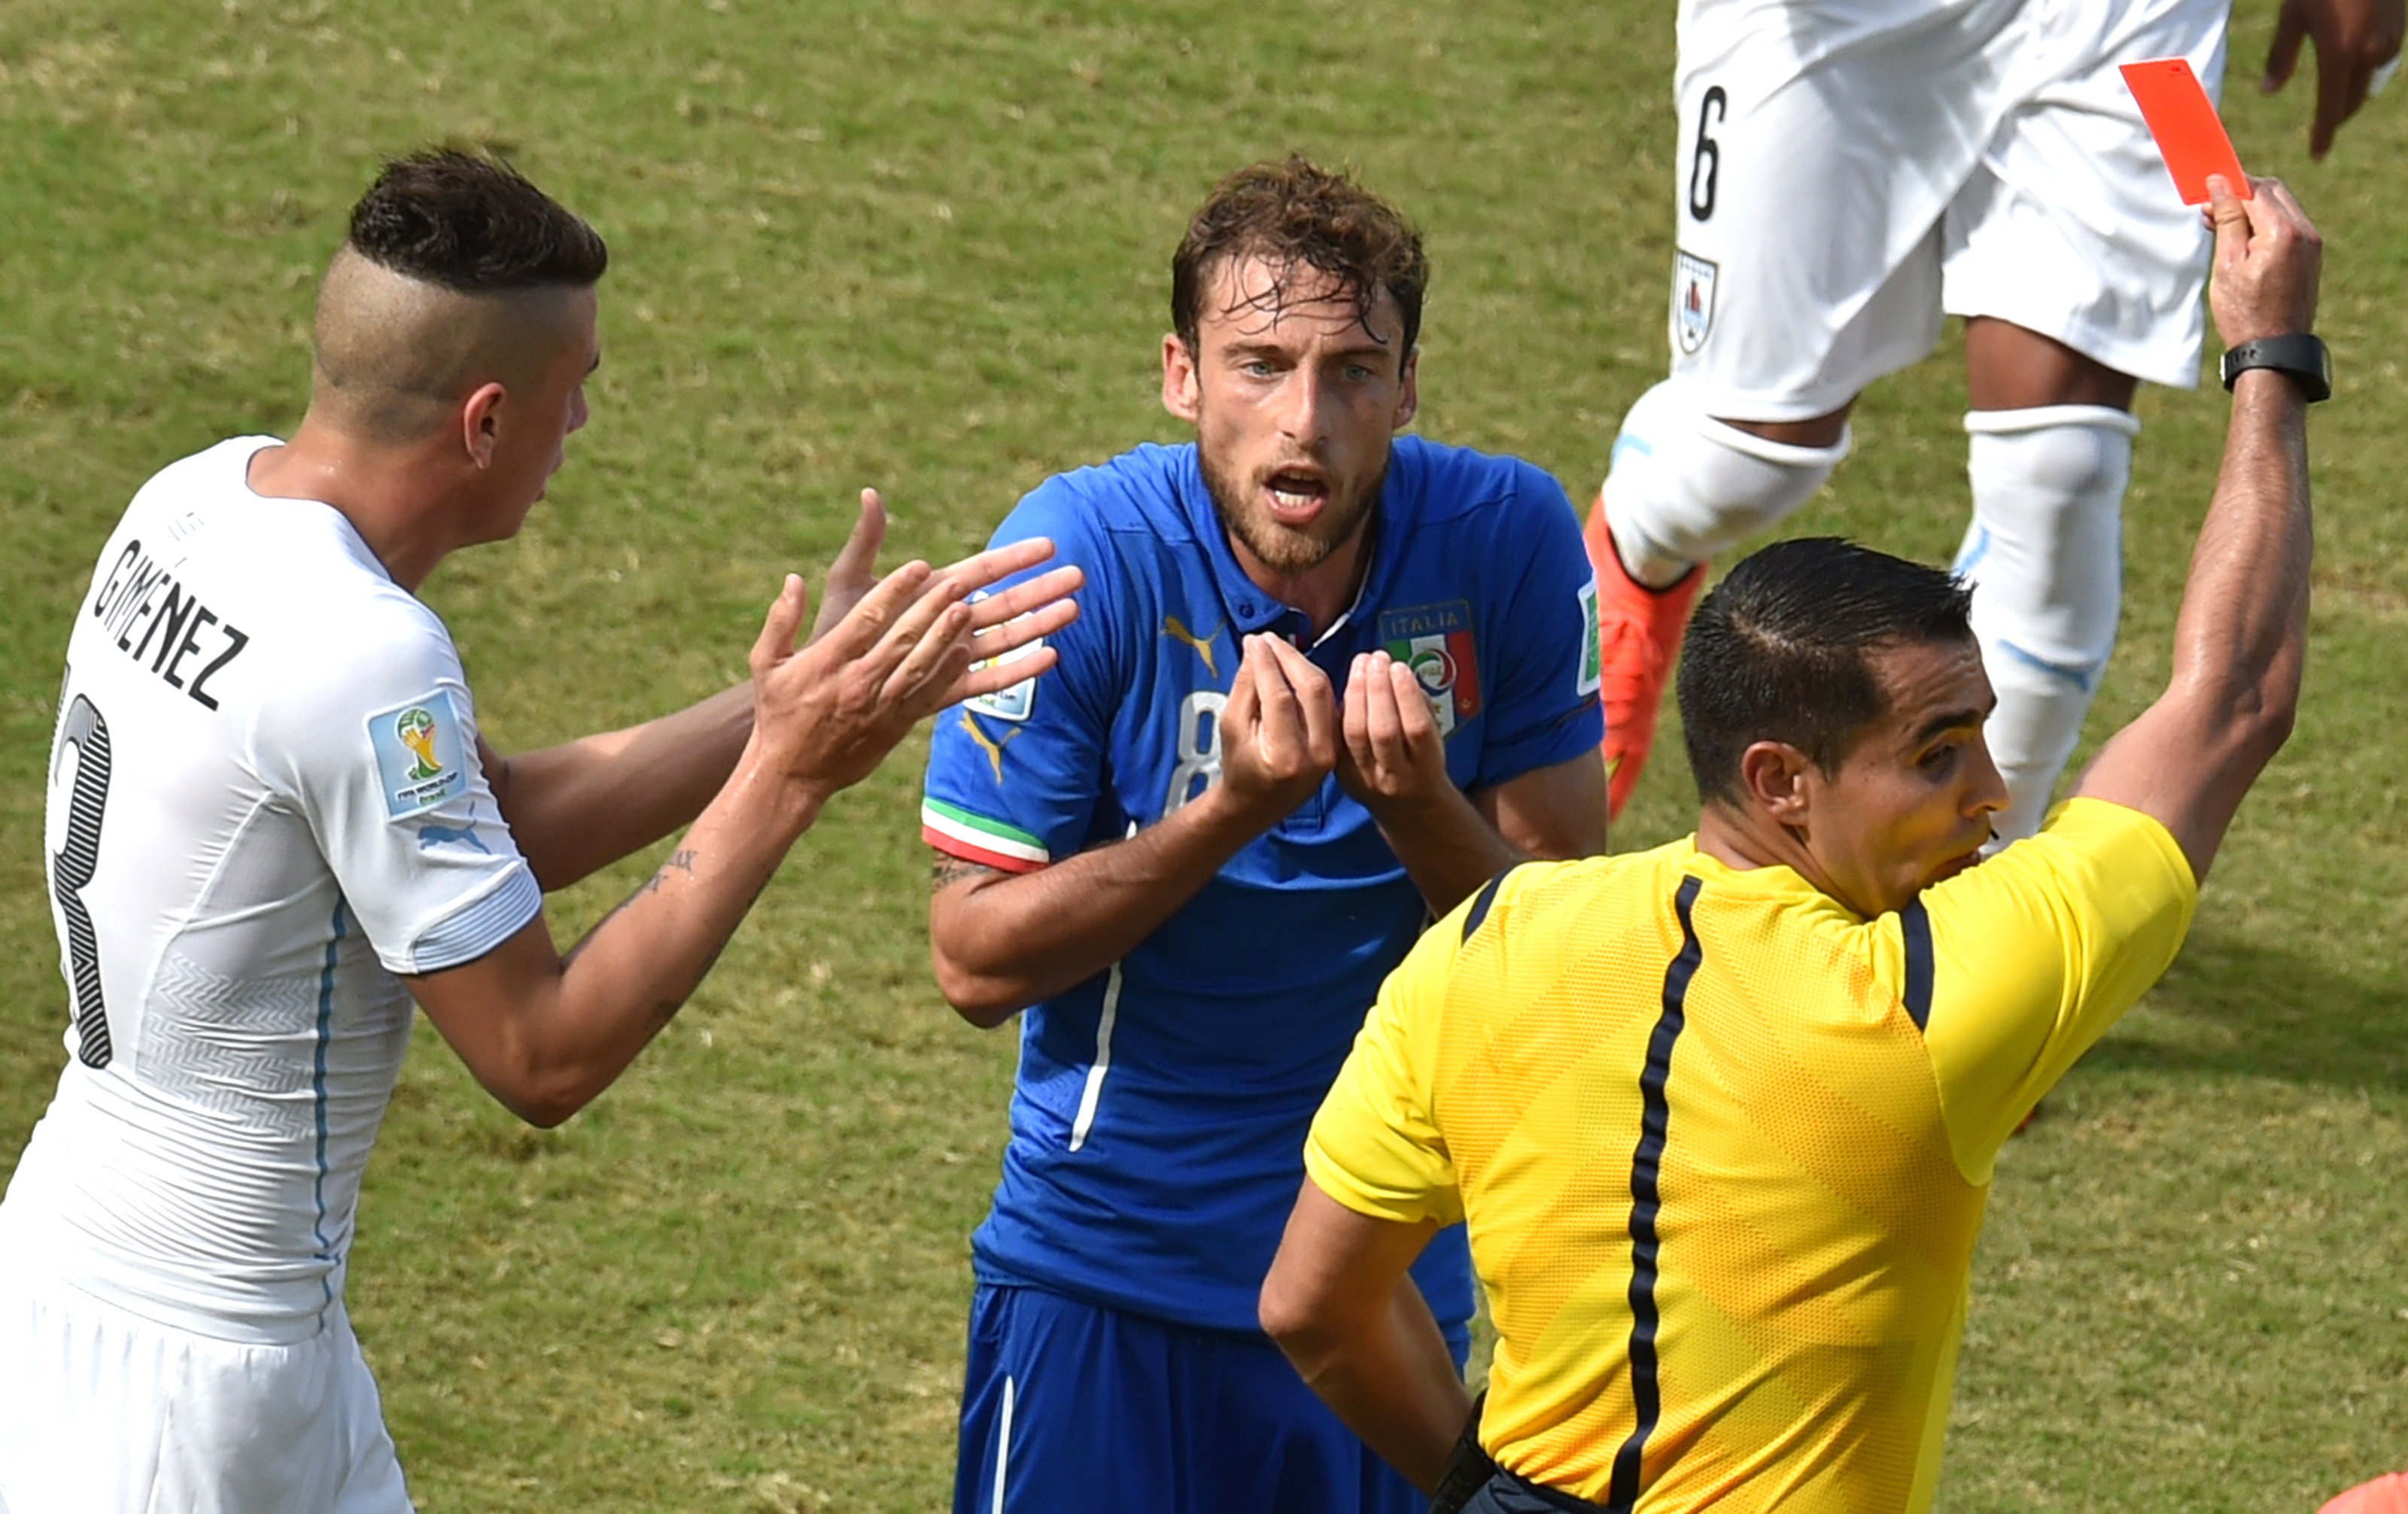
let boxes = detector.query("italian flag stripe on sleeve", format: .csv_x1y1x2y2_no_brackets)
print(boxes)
922,798,1049,873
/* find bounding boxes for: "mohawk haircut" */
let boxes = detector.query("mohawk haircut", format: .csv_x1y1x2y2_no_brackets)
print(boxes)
1171,156,1428,358
346,148,608,293
1677,537,1975,807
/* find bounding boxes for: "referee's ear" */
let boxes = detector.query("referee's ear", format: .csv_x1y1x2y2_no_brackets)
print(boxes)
1737,739,1814,826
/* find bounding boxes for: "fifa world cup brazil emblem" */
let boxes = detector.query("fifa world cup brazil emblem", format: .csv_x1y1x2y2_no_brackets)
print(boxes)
394,707,445,781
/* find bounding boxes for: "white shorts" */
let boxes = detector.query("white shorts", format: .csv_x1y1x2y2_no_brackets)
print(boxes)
0,1268,412,1514
1664,0,2226,420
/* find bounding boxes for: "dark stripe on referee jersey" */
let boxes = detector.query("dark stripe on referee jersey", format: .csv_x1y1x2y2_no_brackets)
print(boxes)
1900,897,1935,1031
1461,866,1519,943
1607,874,1704,1513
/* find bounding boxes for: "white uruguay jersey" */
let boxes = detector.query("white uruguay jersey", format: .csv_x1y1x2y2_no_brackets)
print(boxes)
1,436,541,1345
1667,0,2223,416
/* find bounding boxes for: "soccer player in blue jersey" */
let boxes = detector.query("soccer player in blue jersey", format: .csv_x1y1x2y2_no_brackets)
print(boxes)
918,158,1610,1513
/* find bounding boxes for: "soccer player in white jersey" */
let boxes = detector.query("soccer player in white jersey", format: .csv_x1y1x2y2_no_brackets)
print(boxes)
1586,0,2398,836
0,150,1078,1514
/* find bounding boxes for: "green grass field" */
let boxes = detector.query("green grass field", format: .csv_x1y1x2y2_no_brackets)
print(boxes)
4,2,2405,1509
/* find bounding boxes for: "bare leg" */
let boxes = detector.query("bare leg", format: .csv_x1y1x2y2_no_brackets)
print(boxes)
1964,318,2137,412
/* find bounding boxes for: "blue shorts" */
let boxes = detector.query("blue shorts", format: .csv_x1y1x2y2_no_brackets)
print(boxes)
953,1284,1462,1514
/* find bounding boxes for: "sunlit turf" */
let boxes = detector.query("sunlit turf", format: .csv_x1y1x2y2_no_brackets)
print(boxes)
2,2,2403,1508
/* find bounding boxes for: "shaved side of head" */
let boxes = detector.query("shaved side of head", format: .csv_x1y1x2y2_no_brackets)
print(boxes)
307,149,608,444
311,251,583,443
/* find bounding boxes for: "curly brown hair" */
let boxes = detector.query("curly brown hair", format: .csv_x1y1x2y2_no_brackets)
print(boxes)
1170,157,1427,360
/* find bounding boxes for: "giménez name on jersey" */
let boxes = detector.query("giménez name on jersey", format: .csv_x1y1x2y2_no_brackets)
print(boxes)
87,538,252,712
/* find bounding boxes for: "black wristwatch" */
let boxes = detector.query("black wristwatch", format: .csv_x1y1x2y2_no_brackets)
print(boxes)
2220,334,2330,402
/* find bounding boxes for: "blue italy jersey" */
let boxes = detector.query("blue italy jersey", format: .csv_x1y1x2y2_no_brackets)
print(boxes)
921,436,1604,1333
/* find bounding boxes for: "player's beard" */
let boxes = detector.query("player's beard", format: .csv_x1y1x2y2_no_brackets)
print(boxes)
1199,446,1387,576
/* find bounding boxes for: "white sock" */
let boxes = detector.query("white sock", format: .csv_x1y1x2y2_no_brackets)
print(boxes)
1954,405,2141,842
1601,381,1851,588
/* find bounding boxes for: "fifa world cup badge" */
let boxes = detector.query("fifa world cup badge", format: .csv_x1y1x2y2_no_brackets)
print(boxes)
369,692,470,819
1674,250,1718,355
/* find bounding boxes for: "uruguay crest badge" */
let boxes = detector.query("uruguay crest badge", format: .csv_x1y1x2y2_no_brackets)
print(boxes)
1379,600,1481,738
1674,250,1718,355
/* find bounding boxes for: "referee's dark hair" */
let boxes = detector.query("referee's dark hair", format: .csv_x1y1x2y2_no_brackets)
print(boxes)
1677,537,1975,807
347,148,607,293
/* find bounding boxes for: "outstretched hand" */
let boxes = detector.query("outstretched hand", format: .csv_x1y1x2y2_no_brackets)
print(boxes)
2204,175,2323,348
746,537,1081,813
2261,0,2404,159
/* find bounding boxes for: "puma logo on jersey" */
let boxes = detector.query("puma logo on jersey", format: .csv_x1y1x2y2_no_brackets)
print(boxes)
961,710,1020,783
416,819,491,855
1161,614,1224,678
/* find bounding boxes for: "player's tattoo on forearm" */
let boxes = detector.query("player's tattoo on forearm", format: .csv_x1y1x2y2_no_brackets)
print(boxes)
641,849,700,894
563,849,706,964
931,851,1002,893
645,867,776,1026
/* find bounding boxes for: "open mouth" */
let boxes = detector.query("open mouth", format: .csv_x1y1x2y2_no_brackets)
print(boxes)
1260,467,1330,526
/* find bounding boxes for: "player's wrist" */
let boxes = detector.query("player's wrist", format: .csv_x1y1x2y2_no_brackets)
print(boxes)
1193,774,1287,837
728,738,831,838
1207,768,1345,844
1353,766,1470,825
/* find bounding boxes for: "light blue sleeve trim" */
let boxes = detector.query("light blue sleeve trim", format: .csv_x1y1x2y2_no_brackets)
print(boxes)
405,864,542,973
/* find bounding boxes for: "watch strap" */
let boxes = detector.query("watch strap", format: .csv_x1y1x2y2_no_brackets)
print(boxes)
2221,334,2331,402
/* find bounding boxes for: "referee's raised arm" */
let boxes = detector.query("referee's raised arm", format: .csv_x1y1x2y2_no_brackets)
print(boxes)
2071,174,2323,881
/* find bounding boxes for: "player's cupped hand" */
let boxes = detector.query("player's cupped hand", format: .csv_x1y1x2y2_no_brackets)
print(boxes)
744,538,1081,812
2260,0,2404,160
2204,175,2323,349
1218,634,1339,827
1333,650,1452,813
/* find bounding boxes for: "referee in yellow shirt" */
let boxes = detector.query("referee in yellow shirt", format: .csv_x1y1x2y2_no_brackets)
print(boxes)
1260,172,2327,1514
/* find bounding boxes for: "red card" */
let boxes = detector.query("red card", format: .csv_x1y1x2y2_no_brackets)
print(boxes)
2121,57,2251,204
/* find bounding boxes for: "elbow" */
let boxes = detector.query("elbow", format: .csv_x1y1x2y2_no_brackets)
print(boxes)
508,1089,582,1130
2251,690,2300,756
2227,673,2301,767
934,968,1028,1029
1257,1269,1339,1373
1257,1283,1310,1354
929,941,1034,1029
485,1056,594,1129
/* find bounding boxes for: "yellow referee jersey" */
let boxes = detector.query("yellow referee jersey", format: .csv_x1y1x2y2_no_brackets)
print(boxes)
1305,798,2197,1512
